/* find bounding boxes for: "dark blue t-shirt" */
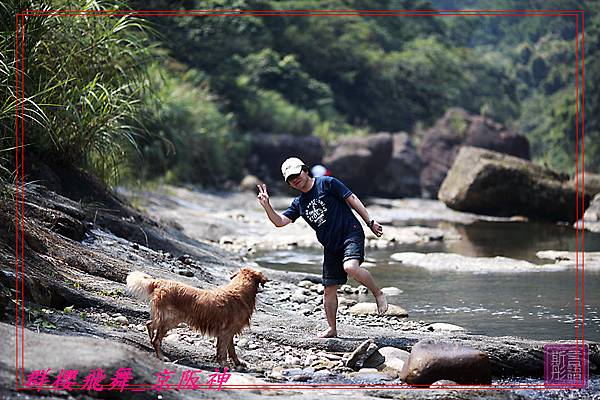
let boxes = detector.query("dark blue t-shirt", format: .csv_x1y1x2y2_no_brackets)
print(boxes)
283,176,364,251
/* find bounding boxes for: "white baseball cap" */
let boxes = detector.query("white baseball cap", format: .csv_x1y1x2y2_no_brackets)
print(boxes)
281,157,306,181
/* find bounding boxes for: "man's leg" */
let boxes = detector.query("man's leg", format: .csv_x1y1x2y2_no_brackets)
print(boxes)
343,259,388,315
318,284,338,338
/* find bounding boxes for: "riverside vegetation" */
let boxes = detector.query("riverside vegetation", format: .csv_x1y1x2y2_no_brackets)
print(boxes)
2,0,600,188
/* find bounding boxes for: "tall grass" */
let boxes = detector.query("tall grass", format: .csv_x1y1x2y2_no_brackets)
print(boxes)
1,0,155,185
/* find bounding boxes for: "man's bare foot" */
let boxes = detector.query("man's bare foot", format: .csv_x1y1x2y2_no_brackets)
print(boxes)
375,293,388,315
317,328,337,338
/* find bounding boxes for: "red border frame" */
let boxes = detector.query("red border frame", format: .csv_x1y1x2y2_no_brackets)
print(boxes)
13,8,587,392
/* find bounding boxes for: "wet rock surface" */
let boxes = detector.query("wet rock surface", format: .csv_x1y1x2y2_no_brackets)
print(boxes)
1,182,599,399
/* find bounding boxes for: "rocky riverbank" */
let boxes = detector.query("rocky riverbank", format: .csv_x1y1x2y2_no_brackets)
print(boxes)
1,182,598,399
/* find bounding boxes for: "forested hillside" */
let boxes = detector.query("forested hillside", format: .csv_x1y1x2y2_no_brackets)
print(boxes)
1,0,597,188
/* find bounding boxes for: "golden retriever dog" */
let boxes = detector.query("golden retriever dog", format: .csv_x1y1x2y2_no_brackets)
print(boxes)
126,267,267,367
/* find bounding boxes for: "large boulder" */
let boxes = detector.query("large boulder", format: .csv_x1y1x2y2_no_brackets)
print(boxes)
400,339,492,386
438,146,590,222
419,108,530,198
572,172,600,197
324,132,393,196
580,193,600,233
373,133,423,198
247,133,324,182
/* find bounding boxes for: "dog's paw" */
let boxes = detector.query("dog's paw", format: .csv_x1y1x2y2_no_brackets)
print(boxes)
235,358,247,367
233,361,247,371
157,354,171,362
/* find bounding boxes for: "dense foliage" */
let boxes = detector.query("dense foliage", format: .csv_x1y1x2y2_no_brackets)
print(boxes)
1,0,597,188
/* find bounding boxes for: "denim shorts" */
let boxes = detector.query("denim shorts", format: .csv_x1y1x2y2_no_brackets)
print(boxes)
322,234,365,287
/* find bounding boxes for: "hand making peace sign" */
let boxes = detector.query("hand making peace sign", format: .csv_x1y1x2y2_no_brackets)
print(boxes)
256,184,270,208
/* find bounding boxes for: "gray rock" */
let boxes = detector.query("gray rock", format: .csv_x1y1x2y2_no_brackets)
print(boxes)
535,250,600,271
297,280,315,289
312,370,333,380
431,379,459,387
277,293,291,302
173,267,194,277
284,355,302,366
348,302,408,317
316,352,343,361
390,252,569,273
580,193,600,233
325,133,393,197
381,287,403,296
572,172,600,197
419,108,530,198
375,347,411,373
290,293,309,304
373,132,423,198
363,349,385,368
339,284,353,294
400,339,492,386
112,315,129,325
345,339,379,369
347,368,395,381
239,174,262,191
300,308,313,316
426,323,466,332
439,146,590,222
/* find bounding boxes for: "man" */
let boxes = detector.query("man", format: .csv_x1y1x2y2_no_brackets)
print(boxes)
256,157,388,338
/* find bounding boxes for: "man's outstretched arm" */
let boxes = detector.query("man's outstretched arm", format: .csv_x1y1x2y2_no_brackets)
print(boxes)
257,184,292,227
345,194,383,237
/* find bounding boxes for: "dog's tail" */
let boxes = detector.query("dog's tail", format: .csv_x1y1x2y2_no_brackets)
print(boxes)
126,271,155,301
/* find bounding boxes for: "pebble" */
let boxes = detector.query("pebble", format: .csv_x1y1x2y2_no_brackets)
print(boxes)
277,294,291,302
177,254,193,265
339,284,354,294
431,379,459,387
381,287,403,296
297,280,314,289
173,268,194,277
164,333,180,342
347,368,395,381
290,294,309,304
313,370,333,380
304,354,319,366
338,297,357,307
317,352,343,361
284,355,302,366
426,322,466,332
113,316,129,325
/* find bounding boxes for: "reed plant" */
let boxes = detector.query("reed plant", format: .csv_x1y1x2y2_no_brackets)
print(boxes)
1,0,154,185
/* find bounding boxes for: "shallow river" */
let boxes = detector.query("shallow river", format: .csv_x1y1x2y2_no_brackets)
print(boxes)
254,220,600,342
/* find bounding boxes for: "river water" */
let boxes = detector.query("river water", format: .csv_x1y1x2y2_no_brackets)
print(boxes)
254,220,600,342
